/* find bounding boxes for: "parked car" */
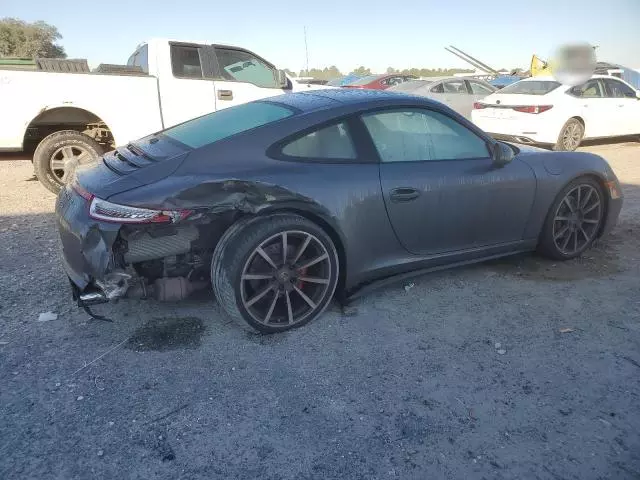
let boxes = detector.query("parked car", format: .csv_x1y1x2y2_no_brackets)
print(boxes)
388,76,497,119
56,89,623,333
0,38,329,193
342,73,418,90
472,75,640,151
326,74,361,87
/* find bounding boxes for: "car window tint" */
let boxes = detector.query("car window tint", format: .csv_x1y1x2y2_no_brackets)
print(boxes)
362,109,489,162
603,79,636,98
170,45,203,79
469,81,493,95
443,80,467,94
430,83,444,93
569,79,603,98
163,101,293,149
282,122,356,160
215,48,278,88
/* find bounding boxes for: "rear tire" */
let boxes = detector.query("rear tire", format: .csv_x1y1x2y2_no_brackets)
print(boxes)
552,118,584,151
537,176,605,260
211,214,339,333
33,130,104,194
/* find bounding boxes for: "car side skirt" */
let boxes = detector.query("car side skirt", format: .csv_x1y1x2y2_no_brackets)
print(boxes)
344,239,538,301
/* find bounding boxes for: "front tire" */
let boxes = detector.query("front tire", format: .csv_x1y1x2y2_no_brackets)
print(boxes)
33,130,104,194
553,118,584,151
538,177,605,260
211,214,340,333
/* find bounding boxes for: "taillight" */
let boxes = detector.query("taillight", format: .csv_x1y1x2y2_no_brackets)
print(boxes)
88,197,192,224
512,105,553,114
473,102,487,109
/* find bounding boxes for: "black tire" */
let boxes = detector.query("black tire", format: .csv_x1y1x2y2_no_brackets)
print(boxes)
33,130,104,194
211,214,340,333
538,176,605,260
552,118,584,151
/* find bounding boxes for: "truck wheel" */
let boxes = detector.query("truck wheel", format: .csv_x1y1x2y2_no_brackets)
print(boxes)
552,118,584,151
33,130,104,194
211,214,340,333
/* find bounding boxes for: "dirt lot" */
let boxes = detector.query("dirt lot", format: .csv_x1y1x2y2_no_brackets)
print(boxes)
1,142,639,480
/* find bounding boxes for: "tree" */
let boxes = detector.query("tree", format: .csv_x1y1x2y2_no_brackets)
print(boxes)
386,67,398,74
351,66,371,76
297,66,342,80
0,18,66,58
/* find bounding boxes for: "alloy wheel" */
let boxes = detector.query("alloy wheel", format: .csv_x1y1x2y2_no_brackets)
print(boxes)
552,184,602,255
50,145,92,183
562,123,582,150
240,230,333,327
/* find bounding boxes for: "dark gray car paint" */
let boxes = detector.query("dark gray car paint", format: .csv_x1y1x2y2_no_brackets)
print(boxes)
57,89,623,296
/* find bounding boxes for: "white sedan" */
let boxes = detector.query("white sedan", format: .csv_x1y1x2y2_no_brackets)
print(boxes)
471,75,640,151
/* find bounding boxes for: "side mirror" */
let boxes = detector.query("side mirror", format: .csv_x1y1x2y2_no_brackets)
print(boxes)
277,69,290,89
491,141,514,168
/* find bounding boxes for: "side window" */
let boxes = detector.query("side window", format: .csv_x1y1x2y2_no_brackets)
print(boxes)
281,122,356,160
136,44,149,74
215,48,278,88
604,79,636,98
569,79,603,98
171,45,203,79
468,81,493,95
127,45,149,73
362,109,489,162
443,80,468,94
430,83,444,93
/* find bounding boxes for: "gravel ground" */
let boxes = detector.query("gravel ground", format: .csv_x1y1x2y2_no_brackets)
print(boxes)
1,142,639,480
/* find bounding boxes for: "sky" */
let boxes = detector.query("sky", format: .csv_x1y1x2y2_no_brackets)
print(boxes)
3,0,639,73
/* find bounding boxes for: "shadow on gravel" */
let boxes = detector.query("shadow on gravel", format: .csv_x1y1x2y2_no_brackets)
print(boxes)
126,316,206,352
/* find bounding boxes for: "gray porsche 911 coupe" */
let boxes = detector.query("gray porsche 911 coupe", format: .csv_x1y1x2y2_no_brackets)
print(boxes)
56,89,623,332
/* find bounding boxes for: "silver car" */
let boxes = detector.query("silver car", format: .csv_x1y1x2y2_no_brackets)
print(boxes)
388,76,497,120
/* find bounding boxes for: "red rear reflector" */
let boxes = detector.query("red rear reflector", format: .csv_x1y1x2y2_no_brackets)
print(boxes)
473,102,487,109
71,183,94,201
512,105,553,114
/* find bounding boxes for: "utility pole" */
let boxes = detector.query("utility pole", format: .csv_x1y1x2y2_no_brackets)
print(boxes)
304,26,309,77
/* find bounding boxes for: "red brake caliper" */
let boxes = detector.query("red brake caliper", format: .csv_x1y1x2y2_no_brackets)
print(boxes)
296,267,307,290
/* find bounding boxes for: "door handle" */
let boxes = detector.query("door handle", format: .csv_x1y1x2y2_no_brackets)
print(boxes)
217,90,233,100
390,187,420,202
617,104,625,107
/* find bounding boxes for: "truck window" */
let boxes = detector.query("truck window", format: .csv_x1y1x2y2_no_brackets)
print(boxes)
214,48,278,88
171,45,203,79
127,45,149,74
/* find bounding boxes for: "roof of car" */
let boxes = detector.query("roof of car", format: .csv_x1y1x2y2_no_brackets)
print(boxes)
269,88,434,113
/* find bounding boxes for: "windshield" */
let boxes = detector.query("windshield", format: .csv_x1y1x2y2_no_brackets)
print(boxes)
162,101,294,149
498,80,562,95
349,74,382,86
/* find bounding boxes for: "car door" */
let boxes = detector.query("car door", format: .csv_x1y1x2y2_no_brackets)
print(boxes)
212,46,290,110
567,79,618,138
361,107,536,255
429,79,471,118
157,43,218,129
602,78,640,136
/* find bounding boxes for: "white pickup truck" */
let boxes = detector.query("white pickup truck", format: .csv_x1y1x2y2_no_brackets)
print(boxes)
0,38,327,193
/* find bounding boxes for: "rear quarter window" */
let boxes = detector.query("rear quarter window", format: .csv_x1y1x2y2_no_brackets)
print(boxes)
162,101,294,149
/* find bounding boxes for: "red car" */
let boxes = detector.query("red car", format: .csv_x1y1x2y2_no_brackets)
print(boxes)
342,73,418,90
